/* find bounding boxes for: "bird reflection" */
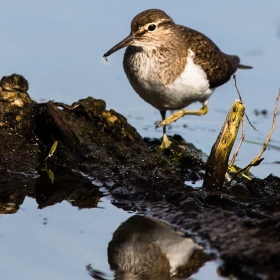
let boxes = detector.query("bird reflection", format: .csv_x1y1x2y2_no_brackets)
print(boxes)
106,215,211,279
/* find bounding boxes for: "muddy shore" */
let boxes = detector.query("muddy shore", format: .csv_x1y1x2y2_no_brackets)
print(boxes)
0,74,279,279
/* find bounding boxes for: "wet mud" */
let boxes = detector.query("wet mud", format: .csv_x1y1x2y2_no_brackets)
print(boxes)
0,74,280,279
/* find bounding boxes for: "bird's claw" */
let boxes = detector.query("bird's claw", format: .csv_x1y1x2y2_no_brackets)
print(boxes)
156,121,166,129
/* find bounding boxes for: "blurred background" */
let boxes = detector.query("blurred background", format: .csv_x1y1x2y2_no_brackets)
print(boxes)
0,0,279,174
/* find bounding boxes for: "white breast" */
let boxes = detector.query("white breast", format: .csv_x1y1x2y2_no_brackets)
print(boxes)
128,49,214,111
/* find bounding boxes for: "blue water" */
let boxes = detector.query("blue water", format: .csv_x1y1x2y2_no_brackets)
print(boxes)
0,1,279,279
0,197,222,280
0,197,131,280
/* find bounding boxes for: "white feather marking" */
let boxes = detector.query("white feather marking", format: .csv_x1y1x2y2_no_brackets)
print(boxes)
130,49,214,110
166,49,213,107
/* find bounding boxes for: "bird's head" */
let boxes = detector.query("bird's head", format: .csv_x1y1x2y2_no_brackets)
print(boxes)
103,9,175,58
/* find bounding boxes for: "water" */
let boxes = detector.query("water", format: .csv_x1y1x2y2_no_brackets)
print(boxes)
0,197,222,280
0,1,279,279
0,197,131,280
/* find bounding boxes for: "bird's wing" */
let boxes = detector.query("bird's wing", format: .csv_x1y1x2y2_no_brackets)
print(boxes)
178,26,250,88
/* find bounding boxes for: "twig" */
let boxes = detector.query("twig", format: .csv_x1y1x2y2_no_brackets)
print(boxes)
53,102,80,110
245,112,260,133
233,74,243,103
242,90,280,173
228,158,264,184
229,90,280,184
234,74,260,133
228,75,245,169
228,116,245,168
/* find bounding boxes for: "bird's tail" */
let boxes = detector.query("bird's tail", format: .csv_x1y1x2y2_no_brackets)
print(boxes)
237,64,253,69
226,54,253,70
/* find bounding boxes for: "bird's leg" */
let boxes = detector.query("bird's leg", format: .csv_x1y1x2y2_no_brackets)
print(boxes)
157,103,209,128
159,110,172,149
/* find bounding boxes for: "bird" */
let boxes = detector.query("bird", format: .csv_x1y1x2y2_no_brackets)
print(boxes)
103,9,252,148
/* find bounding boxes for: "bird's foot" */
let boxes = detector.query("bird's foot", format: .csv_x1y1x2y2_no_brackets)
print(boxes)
156,105,209,128
157,110,185,128
159,133,172,149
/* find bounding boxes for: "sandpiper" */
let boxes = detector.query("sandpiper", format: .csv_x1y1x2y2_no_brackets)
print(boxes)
104,9,252,148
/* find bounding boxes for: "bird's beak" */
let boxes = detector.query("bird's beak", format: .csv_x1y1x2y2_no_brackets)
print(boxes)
103,34,134,58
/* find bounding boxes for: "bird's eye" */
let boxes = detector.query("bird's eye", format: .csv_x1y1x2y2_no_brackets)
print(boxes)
148,24,157,31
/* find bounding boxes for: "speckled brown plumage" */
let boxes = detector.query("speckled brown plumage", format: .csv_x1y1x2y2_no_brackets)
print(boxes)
104,9,251,90
177,26,242,88
103,9,252,148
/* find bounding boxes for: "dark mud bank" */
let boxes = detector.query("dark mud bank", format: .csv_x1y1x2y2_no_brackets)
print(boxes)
0,74,280,279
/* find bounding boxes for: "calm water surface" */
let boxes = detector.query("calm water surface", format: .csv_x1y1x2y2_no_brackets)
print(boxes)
0,197,221,280
1,197,132,280
0,1,279,279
